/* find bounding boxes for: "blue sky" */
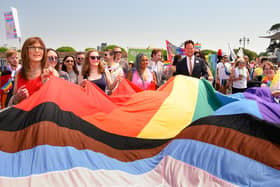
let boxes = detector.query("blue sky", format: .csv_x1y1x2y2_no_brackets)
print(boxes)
0,0,279,54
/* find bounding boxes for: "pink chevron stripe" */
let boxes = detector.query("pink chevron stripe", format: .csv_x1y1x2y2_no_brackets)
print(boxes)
0,156,236,187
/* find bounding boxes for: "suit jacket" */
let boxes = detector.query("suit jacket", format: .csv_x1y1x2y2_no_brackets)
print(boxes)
175,56,208,79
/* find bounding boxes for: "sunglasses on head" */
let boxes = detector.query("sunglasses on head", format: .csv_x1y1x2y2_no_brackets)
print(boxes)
90,56,101,60
48,56,58,62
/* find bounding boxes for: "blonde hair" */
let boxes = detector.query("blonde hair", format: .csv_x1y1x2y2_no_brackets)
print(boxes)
263,61,276,71
5,49,18,58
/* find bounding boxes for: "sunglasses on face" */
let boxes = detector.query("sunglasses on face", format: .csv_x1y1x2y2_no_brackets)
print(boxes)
48,56,58,62
90,56,101,60
114,51,122,54
77,57,84,60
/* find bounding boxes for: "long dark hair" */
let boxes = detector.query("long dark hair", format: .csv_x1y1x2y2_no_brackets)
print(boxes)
61,55,79,75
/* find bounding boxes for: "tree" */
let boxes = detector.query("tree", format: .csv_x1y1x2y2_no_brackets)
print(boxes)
103,45,127,53
85,48,96,52
233,48,257,60
0,47,8,53
56,46,76,52
269,23,280,31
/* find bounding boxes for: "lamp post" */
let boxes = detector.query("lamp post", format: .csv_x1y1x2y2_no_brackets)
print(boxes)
239,37,250,49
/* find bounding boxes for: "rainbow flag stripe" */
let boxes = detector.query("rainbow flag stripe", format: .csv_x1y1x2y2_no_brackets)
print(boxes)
0,79,13,92
0,76,279,186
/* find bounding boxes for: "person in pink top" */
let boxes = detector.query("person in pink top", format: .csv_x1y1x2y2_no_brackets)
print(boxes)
127,53,157,90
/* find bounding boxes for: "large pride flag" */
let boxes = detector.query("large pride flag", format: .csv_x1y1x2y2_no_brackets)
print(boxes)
0,76,279,186
165,40,185,62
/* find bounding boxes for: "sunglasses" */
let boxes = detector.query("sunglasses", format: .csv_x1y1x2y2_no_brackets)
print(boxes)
65,60,74,63
77,57,84,60
48,56,58,62
114,51,122,54
90,56,101,60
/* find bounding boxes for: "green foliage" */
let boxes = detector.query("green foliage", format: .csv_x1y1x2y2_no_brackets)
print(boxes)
201,49,217,56
0,47,8,53
56,46,76,52
103,45,118,51
258,51,269,57
85,48,96,52
233,48,257,60
269,23,280,31
103,45,127,53
244,49,257,60
161,49,167,61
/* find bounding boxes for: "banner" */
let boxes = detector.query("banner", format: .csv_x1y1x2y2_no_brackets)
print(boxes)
208,54,217,77
165,40,185,62
127,48,153,62
4,7,21,40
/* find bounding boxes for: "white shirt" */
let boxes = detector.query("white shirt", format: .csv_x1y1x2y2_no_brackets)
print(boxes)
216,62,230,81
148,60,164,85
186,56,195,74
232,67,248,89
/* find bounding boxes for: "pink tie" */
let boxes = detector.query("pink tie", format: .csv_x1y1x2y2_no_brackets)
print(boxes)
189,57,193,75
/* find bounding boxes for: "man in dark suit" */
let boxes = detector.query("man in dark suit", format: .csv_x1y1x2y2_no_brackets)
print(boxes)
175,40,208,79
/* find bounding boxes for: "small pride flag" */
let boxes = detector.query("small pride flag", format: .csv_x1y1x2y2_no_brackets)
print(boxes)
0,79,13,93
163,61,172,66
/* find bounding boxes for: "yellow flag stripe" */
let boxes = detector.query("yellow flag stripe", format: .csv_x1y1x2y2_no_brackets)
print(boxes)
137,76,199,139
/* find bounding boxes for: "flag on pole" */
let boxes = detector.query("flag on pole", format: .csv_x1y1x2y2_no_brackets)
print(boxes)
194,42,202,49
165,40,185,62
4,7,21,40
228,44,237,61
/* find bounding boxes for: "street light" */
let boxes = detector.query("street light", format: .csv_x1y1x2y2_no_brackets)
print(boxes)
239,37,250,49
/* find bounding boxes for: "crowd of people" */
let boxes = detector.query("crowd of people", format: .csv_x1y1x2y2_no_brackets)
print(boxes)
0,37,280,109
215,53,280,96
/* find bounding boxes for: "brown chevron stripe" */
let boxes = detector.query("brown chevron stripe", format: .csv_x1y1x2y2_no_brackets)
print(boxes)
1,120,279,169
176,124,280,170
0,121,168,162
190,114,280,144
